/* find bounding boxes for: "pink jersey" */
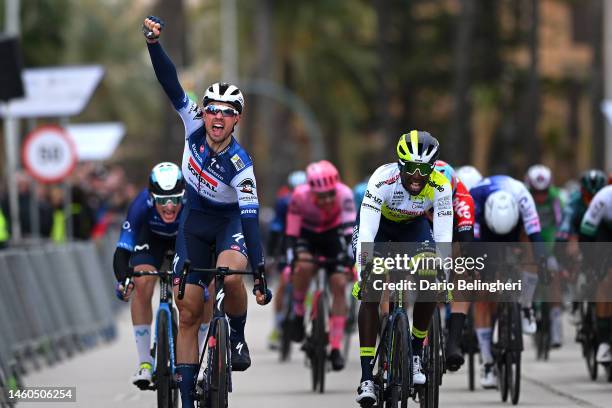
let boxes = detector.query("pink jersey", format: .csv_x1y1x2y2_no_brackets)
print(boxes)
285,183,356,236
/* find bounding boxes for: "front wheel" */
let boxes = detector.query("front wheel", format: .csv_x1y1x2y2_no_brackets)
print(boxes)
210,320,229,408
310,292,328,394
508,351,521,405
155,312,174,408
389,313,411,408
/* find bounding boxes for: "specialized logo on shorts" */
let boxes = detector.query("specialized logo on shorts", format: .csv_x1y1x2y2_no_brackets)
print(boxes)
232,233,244,243
172,253,180,272
173,277,181,285
238,178,255,194
134,244,150,251
231,154,245,171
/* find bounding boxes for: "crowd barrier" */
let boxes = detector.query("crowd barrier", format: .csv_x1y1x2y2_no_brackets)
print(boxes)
0,234,119,407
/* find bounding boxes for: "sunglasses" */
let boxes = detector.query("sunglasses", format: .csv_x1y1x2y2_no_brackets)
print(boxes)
204,104,239,117
315,190,336,201
398,160,434,177
152,193,184,206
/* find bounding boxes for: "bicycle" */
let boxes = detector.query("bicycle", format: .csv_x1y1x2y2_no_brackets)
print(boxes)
420,305,445,408
278,265,294,362
533,301,551,361
123,259,179,408
459,304,479,391
298,256,351,394
177,262,264,408
492,300,523,405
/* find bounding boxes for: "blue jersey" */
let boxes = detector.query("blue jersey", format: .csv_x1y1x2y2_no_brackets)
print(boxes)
269,193,291,234
116,189,183,251
470,175,542,238
148,42,264,270
353,181,368,212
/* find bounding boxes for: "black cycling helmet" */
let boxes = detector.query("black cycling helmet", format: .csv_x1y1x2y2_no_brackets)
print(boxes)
148,162,185,196
580,169,606,196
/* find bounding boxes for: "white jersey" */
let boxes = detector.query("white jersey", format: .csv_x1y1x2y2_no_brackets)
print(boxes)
581,185,612,237
355,163,454,278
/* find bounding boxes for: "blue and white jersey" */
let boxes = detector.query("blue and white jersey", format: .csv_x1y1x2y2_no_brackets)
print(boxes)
147,41,265,270
173,94,259,216
470,175,541,237
116,189,183,251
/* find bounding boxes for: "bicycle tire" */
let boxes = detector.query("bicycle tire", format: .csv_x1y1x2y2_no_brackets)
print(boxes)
156,312,173,408
279,284,293,362
535,303,550,361
582,304,598,381
423,308,441,408
171,309,179,408
508,351,521,405
389,313,411,408
467,351,475,391
312,292,327,394
210,320,229,408
498,305,509,403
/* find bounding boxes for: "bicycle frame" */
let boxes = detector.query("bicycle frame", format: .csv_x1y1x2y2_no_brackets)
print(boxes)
154,275,177,382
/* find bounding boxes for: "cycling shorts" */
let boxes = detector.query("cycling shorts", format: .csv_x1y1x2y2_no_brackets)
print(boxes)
130,227,176,270
173,209,248,289
296,228,345,274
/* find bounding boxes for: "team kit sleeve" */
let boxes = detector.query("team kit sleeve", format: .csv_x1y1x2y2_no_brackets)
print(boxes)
147,42,203,136
339,184,358,236
432,182,454,264
580,190,607,239
230,165,265,272
354,173,386,280
114,192,148,281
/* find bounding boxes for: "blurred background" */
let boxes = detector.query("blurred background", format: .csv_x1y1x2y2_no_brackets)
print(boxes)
1,0,612,242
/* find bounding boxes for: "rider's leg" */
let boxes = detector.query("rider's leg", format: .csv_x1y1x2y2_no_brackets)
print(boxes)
292,252,315,317
198,297,212,356
174,283,205,408
329,271,348,370
446,301,469,370
131,266,157,367
357,301,379,382
412,301,437,357
474,301,494,365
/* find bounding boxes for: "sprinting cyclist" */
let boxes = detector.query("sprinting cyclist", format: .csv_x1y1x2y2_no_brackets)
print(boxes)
143,16,271,408
525,164,564,348
267,170,306,349
285,160,356,371
114,162,193,388
431,160,476,372
470,175,544,388
579,184,612,364
353,131,453,406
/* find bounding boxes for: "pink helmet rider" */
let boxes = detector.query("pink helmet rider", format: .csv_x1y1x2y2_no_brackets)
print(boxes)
306,160,339,193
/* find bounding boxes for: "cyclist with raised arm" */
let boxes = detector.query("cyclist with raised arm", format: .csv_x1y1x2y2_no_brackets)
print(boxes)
267,170,307,350
525,164,564,348
579,184,612,364
143,16,271,408
353,131,453,406
285,160,356,371
469,175,544,388
114,162,194,388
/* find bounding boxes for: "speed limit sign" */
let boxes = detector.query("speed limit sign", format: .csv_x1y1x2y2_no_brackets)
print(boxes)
22,125,77,183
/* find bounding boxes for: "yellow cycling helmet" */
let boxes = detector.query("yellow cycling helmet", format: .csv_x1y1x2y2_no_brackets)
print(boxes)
396,130,440,164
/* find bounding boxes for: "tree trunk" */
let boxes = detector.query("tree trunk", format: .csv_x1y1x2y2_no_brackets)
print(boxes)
524,0,541,166
589,0,605,169
448,0,476,165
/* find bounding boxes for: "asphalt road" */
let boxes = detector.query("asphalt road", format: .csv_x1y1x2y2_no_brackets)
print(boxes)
20,295,612,408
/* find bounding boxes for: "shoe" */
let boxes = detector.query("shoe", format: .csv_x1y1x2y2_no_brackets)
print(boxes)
268,328,280,351
131,362,152,389
412,355,426,385
522,308,537,335
231,339,251,371
596,342,612,363
356,380,377,407
290,316,305,343
445,343,465,372
480,362,497,389
330,349,345,371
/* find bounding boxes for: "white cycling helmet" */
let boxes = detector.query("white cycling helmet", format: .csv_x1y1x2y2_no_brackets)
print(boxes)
149,162,184,196
202,82,245,113
525,164,552,191
456,165,483,190
484,190,519,235
287,170,307,189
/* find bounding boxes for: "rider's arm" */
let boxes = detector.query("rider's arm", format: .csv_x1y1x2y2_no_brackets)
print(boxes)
230,164,265,271
432,182,454,263
580,189,607,241
147,42,185,109
284,191,303,263
339,184,358,249
113,191,149,280
513,180,546,259
354,184,384,280
556,192,579,241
